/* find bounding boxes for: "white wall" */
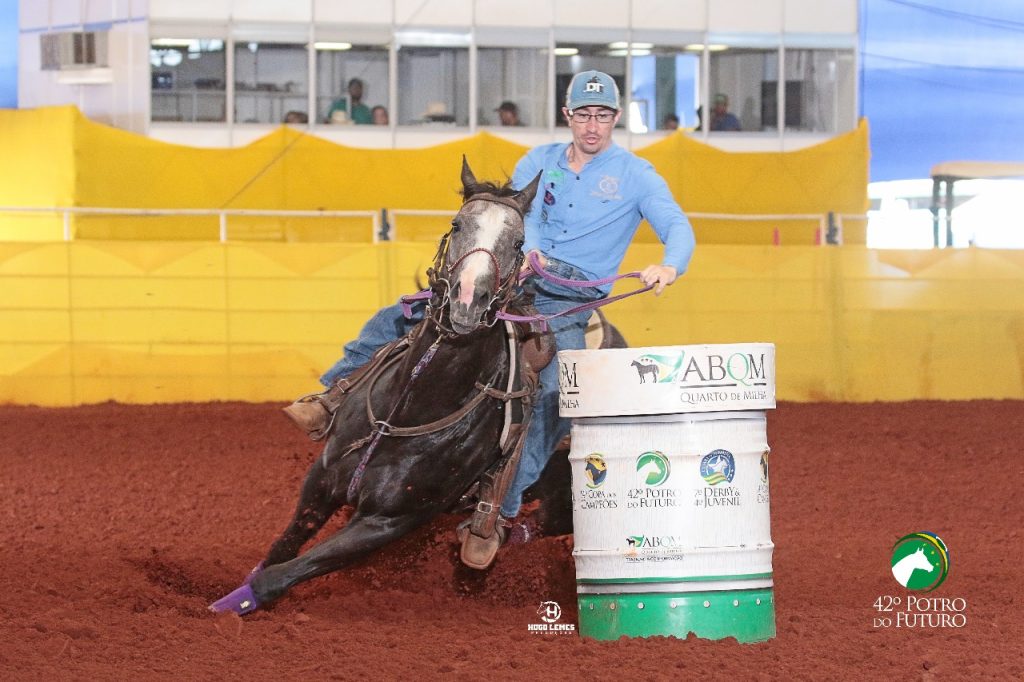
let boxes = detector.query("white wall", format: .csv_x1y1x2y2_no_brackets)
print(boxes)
21,0,859,148
18,0,149,132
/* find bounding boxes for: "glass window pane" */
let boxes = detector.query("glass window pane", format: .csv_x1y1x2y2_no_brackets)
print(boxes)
708,48,777,132
316,45,389,126
555,44,626,127
785,49,856,133
150,39,226,123
234,42,309,125
629,47,700,133
397,47,469,126
477,47,548,128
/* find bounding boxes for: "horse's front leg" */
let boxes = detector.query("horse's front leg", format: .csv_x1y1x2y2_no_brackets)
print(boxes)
263,459,345,567
252,511,423,606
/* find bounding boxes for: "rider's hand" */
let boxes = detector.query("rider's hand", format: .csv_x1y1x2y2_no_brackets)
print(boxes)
640,264,678,296
521,249,548,273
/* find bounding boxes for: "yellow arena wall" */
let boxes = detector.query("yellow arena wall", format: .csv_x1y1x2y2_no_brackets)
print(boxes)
3,107,1021,405
3,242,1024,406
0,107,867,244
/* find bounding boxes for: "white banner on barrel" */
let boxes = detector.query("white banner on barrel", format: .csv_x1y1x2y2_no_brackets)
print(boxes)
558,343,776,418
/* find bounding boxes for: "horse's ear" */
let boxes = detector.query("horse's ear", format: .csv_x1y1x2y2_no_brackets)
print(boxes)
515,170,542,215
460,155,478,195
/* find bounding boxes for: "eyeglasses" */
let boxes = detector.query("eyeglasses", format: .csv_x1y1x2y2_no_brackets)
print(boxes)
569,110,616,124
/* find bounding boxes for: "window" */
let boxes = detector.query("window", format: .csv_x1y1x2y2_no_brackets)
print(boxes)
233,42,309,125
708,48,778,132
783,49,856,133
150,38,226,123
477,47,548,128
315,44,389,126
629,47,700,133
397,46,469,126
554,44,626,126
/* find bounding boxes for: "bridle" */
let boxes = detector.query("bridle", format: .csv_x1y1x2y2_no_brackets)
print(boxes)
424,193,526,334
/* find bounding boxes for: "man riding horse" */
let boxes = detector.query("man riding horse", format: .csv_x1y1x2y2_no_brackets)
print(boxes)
284,69,696,570
209,70,695,615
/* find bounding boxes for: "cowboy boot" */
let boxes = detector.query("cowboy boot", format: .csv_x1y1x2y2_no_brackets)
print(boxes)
282,383,347,441
456,514,509,570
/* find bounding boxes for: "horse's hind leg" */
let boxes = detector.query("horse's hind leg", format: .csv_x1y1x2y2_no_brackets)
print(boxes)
263,460,346,567
252,511,420,606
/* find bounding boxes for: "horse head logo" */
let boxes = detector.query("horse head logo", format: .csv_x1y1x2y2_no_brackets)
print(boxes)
537,601,561,624
891,546,934,588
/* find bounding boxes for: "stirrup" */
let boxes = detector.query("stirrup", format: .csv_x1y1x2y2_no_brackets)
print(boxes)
457,517,508,571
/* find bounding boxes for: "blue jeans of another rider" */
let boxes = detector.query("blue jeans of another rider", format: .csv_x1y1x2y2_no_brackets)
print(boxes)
319,257,604,520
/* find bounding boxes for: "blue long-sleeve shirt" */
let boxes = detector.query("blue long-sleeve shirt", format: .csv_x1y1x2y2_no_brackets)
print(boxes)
512,142,696,293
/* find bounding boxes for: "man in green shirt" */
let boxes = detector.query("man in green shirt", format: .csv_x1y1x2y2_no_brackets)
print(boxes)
326,77,372,124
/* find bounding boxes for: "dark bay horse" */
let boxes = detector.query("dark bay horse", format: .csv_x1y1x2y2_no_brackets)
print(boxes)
210,159,542,615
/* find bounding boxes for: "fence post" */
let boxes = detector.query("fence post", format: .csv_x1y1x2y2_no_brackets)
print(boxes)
63,210,71,241
826,212,839,245
218,212,227,242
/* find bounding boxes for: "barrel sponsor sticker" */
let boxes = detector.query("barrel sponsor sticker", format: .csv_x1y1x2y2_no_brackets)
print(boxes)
636,451,670,485
584,454,607,489
557,344,775,418
626,451,684,510
630,352,684,384
528,601,576,634
558,358,581,410
623,534,686,563
872,532,967,629
576,453,618,510
695,449,741,508
700,449,735,485
757,449,770,504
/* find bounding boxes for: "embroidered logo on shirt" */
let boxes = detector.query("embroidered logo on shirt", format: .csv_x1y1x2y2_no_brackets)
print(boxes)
591,175,622,201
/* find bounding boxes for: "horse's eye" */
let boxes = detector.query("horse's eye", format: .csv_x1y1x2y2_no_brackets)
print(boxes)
514,239,524,251
451,219,461,232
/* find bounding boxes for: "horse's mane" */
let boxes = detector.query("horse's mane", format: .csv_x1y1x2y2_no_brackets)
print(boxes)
461,179,518,200
461,178,537,217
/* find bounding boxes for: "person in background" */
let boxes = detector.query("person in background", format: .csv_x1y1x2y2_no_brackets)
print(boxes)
710,93,741,131
283,110,308,124
371,105,389,126
663,113,679,130
284,70,696,567
495,101,524,126
327,77,372,124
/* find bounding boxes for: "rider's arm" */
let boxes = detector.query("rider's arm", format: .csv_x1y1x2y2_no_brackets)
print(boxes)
636,163,696,284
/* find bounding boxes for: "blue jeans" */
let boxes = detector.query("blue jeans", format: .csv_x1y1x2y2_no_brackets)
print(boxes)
319,257,605,519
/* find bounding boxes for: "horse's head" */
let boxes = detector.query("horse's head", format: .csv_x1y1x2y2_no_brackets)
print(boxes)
433,157,541,334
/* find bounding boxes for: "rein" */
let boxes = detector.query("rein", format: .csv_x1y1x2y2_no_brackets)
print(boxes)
401,250,654,329
495,251,653,328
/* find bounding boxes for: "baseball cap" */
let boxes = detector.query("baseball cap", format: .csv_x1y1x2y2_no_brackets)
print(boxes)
565,70,621,111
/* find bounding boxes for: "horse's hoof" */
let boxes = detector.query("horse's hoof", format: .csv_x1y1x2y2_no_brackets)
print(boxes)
209,583,260,616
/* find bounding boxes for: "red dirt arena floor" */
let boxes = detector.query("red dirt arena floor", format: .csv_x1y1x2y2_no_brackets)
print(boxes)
1,400,1021,680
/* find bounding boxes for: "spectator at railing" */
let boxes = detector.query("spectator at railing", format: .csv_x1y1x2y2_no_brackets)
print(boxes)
327,78,372,124
710,93,741,131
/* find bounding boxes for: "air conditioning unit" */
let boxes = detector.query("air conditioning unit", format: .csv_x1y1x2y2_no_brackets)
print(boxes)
40,31,109,70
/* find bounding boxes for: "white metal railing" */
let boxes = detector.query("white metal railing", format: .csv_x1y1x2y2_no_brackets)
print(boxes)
388,208,869,245
0,206,381,242
0,205,868,246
